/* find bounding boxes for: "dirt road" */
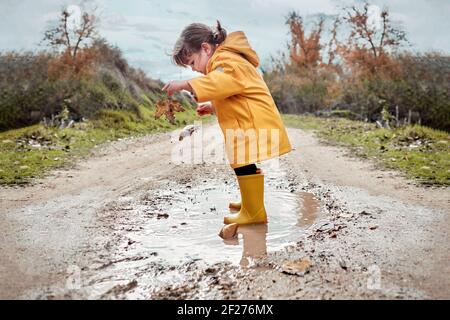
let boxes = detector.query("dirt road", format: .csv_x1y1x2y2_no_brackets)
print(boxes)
1,122,449,299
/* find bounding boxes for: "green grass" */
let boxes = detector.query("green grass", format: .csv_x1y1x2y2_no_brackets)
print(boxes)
283,114,450,186
0,104,209,185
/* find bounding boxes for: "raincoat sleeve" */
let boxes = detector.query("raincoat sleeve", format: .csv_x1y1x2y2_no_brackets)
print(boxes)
187,62,247,102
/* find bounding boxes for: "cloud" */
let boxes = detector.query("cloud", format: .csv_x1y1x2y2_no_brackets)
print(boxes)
1,0,449,81
101,12,129,32
124,47,147,54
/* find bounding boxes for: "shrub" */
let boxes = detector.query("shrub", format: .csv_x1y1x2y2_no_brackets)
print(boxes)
0,40,167,131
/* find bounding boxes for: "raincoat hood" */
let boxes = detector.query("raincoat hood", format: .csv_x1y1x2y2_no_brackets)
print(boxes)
208,31,260,70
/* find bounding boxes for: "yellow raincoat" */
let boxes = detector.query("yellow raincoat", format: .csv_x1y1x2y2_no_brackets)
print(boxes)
188,31,292,168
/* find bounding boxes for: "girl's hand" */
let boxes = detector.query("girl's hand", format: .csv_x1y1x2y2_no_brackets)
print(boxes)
162,80,190,96
196,102,214,116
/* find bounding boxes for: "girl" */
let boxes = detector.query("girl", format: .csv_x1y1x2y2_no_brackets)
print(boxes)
162,21,292,225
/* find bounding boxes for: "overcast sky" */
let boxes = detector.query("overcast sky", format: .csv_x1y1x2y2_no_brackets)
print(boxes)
1,0,449,81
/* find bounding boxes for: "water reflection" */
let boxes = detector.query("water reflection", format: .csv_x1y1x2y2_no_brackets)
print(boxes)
222,224,268,267
132,178,321,265
296,192,321,228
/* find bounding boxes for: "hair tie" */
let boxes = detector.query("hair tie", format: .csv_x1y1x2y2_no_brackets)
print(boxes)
212,32,218,43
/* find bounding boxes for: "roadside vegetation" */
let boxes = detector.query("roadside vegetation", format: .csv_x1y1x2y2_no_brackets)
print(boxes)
283,114,450,185
0,7,203,185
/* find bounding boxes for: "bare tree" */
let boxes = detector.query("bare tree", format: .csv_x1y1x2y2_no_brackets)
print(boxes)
343,2,407,59
42,7,98,60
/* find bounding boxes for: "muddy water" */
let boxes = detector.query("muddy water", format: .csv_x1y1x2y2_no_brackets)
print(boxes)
64,166,324,299
131,168,321,267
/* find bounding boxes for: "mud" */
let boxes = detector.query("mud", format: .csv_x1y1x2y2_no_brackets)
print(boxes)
0,123,448,299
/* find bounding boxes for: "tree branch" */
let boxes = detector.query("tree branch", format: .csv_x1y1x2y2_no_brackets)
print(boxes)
62,10,72,55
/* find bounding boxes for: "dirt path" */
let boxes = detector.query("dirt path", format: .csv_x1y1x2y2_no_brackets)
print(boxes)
0,123,448,299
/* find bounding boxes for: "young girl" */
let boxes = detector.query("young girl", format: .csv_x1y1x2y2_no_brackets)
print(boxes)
162,21,292,225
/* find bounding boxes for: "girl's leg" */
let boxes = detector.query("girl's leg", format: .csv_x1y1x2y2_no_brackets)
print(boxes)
225,164,267,225
234,164,258,176
229,164,260,211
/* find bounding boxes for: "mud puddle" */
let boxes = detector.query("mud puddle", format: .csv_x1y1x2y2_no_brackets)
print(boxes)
73,167,322,298
130,169,321,266
134,189,320,266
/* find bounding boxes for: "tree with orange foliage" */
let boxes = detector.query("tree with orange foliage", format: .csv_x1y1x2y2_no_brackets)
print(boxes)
326,17,341,66
43,7,99,78
286,12,324,70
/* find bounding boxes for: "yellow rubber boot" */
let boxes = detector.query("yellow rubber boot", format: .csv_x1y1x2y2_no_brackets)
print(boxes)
228,201,241,211
228,169,262,211
224,173,267,225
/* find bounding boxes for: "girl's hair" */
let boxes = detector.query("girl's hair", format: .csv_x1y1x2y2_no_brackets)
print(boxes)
172,20,227,67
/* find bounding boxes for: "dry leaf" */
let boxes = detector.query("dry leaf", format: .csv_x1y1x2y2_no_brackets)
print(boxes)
281,257,312,276
282,258,312,276
155,99,185,124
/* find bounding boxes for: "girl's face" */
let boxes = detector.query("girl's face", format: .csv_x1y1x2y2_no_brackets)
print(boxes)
187,43,216,74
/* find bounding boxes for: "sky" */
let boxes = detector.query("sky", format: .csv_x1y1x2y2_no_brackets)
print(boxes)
1,0,449,82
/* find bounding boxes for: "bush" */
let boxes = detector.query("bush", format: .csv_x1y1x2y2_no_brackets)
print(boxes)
265,66,336,114
0,40,167,132
264,7,450,132
266,52,450,132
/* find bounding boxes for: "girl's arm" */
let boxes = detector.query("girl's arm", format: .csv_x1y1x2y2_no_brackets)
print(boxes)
187,62,246,102
162,61,246,102
162,80,194,96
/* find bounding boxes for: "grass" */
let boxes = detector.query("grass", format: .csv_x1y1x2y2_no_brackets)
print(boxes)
0,104,210,185
283,114,450,186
